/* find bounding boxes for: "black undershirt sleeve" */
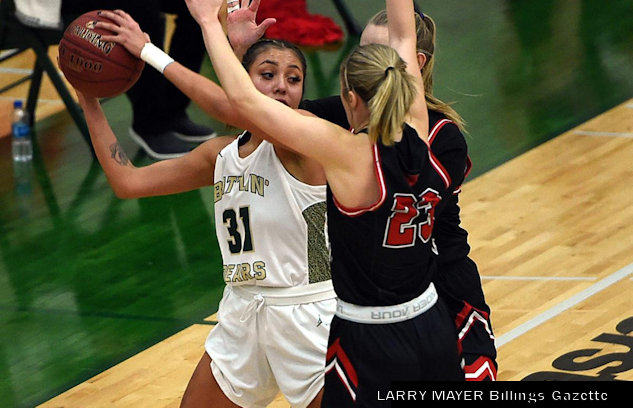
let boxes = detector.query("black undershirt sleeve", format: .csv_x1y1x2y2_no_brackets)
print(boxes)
300,96,349,129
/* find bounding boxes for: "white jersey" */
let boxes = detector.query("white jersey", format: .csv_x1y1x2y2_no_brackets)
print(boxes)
213,132,330,287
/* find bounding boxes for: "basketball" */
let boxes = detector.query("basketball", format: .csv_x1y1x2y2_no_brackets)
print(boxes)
58,10,145,98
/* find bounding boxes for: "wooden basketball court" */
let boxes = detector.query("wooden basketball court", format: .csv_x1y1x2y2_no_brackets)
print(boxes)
3,2,633,406
35,100,633,406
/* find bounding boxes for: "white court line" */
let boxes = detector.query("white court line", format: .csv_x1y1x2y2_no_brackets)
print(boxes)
0,67,33,75
0,49,20,58
496,262,633,348
0,66,65,76
481,276,596,281
572,130,633,139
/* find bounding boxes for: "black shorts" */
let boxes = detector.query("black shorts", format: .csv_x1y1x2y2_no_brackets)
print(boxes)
322,299,464,407
436,258,498,379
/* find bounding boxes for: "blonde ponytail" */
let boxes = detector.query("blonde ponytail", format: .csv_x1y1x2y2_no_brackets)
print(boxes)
341,44,416,145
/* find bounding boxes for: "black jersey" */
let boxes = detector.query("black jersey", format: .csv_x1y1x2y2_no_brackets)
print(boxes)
326,125,450,306
300,96,348,129
302,98,474,266
426,110,472,266
307,98,497,374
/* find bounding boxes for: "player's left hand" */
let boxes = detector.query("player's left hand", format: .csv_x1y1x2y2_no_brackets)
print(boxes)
227,0,277,59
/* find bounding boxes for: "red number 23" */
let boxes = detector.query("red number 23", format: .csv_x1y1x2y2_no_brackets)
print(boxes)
383,189,441,248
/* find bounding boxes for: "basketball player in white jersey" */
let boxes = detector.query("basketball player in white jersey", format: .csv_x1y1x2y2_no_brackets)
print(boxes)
77,7,334,406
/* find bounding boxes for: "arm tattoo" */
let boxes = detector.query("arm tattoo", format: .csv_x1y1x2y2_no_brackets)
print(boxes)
109,142,130,166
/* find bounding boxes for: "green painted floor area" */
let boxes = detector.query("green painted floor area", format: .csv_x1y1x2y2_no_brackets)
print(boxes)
1,1,633,406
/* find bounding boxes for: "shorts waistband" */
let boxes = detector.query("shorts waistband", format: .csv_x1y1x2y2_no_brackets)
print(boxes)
335,283,438,324
231,280,335,306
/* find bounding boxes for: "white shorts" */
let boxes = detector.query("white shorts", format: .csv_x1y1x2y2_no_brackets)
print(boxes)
205,281,336,408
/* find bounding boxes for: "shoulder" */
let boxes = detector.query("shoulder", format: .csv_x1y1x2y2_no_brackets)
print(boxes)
201,134,238,157
428,110,466,153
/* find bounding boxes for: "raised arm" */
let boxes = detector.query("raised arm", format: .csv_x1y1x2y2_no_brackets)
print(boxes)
387,0,428,140
96,9,249,130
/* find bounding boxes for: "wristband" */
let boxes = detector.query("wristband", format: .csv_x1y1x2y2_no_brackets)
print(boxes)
140,43,175,74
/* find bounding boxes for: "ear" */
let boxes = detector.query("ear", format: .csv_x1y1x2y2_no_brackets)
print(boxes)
343,88,354,104
347,90,360,110
416,52,428,70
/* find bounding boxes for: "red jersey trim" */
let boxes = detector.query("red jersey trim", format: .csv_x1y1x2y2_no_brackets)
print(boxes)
334,144,387,217
428,119,457,190
429,150,451,190
430,118,474,184
428,118,452,144
465,356,498,381
326,338,359,387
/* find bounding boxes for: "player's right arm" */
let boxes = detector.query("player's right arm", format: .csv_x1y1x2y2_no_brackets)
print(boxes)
77,92,234,199
162,62,246,129
96,9,251,130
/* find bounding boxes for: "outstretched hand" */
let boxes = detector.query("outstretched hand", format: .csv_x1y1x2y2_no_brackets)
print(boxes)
96,10,150,58
227,0,276,57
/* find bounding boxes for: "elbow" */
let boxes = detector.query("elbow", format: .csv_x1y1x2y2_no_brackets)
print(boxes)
112,185,133,200
113,188,135,200
107,178,138,200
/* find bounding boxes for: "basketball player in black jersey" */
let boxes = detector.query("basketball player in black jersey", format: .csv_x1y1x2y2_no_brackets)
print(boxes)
186,0,464,406
302,11,498,381
229,4,498,382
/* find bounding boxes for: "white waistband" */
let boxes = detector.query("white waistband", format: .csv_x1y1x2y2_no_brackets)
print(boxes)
231,280,335,306
335,283,438,324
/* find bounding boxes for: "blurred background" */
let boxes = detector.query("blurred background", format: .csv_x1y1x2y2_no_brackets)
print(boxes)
1,0,633,406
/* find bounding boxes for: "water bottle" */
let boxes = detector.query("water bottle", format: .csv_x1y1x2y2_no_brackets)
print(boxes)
13,159,34,217
12,100,33,162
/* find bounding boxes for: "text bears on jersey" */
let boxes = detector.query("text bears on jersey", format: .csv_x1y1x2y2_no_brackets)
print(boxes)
224,261,267,283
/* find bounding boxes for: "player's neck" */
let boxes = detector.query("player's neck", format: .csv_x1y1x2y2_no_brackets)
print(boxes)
238,132,264,158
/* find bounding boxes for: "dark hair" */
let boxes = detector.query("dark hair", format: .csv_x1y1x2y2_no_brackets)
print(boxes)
242,39,308,94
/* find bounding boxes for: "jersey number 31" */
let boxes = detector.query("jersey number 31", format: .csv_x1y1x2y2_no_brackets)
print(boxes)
223,206,253,254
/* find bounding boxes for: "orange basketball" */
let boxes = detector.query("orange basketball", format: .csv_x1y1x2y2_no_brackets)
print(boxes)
58,10,144,98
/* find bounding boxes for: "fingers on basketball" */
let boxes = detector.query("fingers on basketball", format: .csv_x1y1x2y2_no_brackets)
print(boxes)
58,10,145,98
